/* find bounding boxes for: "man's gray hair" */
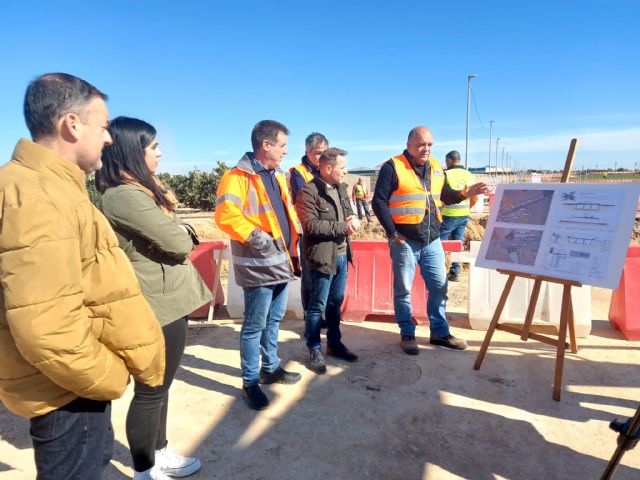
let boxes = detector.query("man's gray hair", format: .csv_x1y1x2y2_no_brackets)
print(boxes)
305,132,329,149
319,147,347,167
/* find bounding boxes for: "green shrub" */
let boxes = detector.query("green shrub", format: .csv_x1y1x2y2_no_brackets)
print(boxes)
158,161,228,210
87,174,100,206
87,162,229,210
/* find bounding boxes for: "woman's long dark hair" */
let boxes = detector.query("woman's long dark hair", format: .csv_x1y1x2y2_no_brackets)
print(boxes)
95,116,173,210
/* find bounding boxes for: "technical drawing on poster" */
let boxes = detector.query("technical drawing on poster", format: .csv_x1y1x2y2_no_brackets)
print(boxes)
556,190,618,228
475,183,640,289
536,188,623,279
496,189,554,225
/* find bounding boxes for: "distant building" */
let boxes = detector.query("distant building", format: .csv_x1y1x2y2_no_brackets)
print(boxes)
469,166,512,174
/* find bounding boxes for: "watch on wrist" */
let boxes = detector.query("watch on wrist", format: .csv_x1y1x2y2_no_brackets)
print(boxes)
390,232,399,241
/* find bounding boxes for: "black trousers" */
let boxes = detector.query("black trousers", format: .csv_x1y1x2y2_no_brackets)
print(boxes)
126,317,187,472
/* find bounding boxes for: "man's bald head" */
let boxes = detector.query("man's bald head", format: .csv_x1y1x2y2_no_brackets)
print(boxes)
406,126,433,165
407,126,431,142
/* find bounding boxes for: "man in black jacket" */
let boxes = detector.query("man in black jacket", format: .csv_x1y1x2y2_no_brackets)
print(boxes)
372,126,488,355
296,148,360,373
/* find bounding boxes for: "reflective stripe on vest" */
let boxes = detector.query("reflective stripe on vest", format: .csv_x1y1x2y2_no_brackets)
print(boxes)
389,155,444,224
215,166,301,271
217,192,273,217
232,251,288,267
441,167,474,217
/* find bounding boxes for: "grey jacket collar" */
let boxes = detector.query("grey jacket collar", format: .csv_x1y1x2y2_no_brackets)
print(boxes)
236,152,284,176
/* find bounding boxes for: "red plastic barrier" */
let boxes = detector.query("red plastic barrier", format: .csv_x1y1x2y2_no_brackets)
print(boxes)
609,245,640,340
342,240,462,324
188,240,227,318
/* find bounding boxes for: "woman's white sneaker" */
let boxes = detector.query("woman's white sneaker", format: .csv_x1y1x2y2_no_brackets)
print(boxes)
155,446,202,477
132,466,172,480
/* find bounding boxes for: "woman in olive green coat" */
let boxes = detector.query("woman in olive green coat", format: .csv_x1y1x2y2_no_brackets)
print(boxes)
96,117,211,480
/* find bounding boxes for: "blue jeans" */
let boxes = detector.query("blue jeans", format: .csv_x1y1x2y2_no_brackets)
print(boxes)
389,238,450,337
439,216,469,275
355,199,372,222
241,282,288,386
30,397,113,480
305,255,348,351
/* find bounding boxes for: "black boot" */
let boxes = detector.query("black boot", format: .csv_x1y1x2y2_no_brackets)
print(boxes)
242,384,269,410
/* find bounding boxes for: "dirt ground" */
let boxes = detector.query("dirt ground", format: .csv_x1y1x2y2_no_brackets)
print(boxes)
2,214,640,479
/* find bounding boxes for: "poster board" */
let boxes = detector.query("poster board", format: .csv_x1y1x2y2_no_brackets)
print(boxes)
475,183,640,288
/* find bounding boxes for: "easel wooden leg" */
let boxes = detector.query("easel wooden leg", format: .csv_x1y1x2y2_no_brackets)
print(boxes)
553,284,571,401
474,274,516,370
521,279,542,341
568,296,578,354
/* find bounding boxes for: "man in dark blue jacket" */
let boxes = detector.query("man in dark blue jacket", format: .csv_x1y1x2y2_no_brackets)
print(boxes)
372,126,488,355
289,132,328,203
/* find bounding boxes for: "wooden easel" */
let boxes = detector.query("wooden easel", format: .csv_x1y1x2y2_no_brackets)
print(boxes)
473,139,580,401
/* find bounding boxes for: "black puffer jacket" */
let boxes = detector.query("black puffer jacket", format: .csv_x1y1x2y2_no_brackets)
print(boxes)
296,176,354,275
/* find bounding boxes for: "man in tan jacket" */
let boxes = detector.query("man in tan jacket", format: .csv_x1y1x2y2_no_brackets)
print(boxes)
0,73,165,480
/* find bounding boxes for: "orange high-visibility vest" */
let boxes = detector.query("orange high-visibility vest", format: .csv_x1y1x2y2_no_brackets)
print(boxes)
290,163,314,183
215,157,301,286
389,154,444,224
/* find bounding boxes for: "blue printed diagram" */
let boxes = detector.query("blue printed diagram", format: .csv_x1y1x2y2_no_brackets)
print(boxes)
558,200,615,227
546,246,603,274
539,190,621,277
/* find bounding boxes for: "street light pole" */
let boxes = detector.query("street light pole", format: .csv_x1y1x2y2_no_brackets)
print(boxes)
489,120,494,176
465,73,478,169
506,153,510,181
495,137,500,181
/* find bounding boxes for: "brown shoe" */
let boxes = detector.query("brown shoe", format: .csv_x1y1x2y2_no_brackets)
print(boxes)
430,335,468,351
400,335,419,355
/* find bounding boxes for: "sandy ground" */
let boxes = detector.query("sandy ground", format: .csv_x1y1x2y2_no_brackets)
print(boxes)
2,272,640,479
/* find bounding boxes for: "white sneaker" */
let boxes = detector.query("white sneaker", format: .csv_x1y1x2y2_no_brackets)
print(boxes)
132,465,172,480
155,446,202,477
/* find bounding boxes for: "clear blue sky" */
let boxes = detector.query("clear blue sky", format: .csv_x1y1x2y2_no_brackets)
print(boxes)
1,0,638,174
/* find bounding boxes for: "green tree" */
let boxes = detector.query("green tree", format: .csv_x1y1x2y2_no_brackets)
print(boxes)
88,163,229,211
159,161,228,210
86,174,100,206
